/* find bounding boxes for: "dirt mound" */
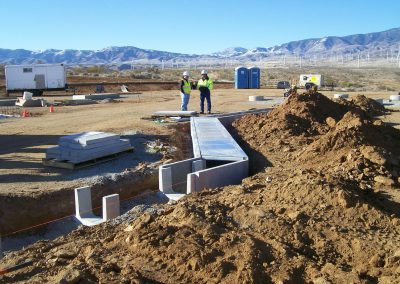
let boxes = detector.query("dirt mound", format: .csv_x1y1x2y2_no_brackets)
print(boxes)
1,92,400,283
351,94,387,117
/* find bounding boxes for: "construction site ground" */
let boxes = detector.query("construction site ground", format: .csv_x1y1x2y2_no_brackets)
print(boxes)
2,88,399,197
1,86,400,283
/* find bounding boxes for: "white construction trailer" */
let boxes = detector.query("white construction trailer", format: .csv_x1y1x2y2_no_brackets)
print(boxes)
299,74,324,88
5,63,67,96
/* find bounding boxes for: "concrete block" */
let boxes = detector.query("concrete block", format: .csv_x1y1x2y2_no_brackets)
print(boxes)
159,166,173,194
333,94,349,99
74,186,103,226
153,110,198,117
23,92,33,100
102,194,120,221
74,186,120,226
249,95,264,101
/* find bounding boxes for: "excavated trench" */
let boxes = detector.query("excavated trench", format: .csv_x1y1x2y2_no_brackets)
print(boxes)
0,125,192,243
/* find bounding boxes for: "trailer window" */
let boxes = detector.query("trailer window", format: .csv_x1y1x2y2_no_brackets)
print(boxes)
23,68,33,73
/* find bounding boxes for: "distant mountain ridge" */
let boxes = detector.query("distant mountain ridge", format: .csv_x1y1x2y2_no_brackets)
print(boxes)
0,28,399,65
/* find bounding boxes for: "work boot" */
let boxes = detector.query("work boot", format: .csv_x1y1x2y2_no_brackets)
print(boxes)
207,111,211,114
200,111,204,114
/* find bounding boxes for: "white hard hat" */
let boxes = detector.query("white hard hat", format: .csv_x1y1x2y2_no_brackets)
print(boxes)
183,71,190,77
201,70,208,75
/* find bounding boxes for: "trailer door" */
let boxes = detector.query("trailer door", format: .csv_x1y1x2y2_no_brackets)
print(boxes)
34,74,46,89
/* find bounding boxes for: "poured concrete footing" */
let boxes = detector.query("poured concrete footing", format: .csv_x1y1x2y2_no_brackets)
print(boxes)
74,186,120,226
73,93,120,100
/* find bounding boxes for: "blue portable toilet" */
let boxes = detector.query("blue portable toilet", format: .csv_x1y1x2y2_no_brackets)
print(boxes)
235,66,249,89
248,66,261,89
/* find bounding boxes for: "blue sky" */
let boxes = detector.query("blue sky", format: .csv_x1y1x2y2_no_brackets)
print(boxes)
0,0,399,54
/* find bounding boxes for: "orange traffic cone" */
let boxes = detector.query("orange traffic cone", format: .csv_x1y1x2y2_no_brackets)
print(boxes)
22,109,29,118
49,105,54,113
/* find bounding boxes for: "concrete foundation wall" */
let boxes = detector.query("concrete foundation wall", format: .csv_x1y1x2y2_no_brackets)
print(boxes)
187,159,248,194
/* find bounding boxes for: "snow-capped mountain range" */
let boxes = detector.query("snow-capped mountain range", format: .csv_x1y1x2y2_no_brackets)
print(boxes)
0,28,399,65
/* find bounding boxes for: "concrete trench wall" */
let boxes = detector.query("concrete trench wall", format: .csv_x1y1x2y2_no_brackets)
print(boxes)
159,111,270,198
159,157,204,194
187,159,249,194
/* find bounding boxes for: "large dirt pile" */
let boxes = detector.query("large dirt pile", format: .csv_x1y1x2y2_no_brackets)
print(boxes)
1,92,400,283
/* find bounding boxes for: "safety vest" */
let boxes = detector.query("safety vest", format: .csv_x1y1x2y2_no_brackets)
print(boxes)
182,79,191,94
197,79,213,90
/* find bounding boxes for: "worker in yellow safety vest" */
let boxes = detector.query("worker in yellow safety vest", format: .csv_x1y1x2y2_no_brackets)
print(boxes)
180,71,192,111
197,70,213,114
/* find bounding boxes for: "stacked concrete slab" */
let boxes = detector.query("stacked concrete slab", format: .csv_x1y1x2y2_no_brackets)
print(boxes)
46,131,132,164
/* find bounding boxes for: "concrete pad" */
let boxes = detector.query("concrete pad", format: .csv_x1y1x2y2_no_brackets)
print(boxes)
64,99,97,106
153,110,198,117
0,99,17,106
165,193,186,201
170,116,191,122
73,93,120,100
15,98,45,107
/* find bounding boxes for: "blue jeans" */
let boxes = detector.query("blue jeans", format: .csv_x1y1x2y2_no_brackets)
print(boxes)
200,93,211,112
180,93,190,111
